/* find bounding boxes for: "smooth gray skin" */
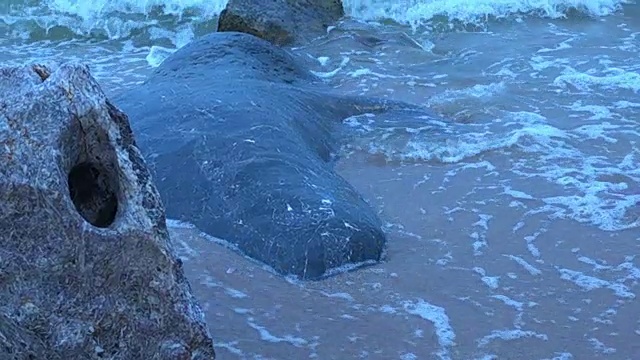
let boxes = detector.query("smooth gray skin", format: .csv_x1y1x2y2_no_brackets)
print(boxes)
114,32,430,280
0,64,215,359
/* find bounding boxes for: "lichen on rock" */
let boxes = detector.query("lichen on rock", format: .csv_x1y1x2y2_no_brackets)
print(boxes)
0,63,216,359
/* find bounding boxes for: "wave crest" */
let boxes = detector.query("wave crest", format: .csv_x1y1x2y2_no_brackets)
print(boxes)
0,0,629,42
344,0,629,29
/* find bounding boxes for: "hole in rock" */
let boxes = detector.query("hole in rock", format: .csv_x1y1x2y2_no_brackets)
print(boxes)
68,161,118,228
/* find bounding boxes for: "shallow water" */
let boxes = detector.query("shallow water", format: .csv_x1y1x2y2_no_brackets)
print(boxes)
2,0,640,358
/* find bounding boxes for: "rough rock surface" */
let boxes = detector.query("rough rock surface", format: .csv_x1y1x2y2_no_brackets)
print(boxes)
114,32,425,280
217,0,345,46
0,63,216,359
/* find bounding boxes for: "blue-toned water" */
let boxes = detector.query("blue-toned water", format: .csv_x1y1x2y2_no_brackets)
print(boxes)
2,0,639,358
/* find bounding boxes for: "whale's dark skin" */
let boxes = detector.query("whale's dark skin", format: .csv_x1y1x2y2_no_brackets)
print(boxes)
114,31,423,279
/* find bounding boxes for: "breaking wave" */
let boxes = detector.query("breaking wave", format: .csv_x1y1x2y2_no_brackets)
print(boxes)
0,0,630,42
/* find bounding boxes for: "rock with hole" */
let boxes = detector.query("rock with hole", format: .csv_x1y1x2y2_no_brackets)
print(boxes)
217,0,344,46
0,63,216,359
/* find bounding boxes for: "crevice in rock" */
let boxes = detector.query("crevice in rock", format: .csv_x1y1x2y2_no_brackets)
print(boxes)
68,161,118,228
65,115,121,229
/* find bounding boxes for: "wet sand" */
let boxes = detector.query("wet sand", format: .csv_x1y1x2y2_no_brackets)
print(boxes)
170,153,640,360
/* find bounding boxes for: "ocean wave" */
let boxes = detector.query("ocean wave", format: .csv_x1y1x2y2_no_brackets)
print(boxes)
345,0,630,29
0,0,225,42
0,0,630,42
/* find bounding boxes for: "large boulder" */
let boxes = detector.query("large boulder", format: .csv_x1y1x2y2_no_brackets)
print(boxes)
113,32,401,280
217,0,344,46
0,64,216,359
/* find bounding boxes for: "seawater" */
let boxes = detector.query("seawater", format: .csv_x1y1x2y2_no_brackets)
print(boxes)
2,0,639,359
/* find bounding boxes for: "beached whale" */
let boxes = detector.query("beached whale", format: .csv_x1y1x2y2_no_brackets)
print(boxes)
114,31,420,279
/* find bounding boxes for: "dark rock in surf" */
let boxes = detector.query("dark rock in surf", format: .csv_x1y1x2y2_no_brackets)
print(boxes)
114,32,390,280
0,64,215,359
217,0,344,46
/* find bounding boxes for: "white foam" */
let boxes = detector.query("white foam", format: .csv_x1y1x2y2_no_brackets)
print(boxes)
475,355,498,360
542,186,640,232
224,287,249,299
491,295,523,310
247,318,308,347
144,25,195,66
470,231,488,255
473,267,500,289
166,218,196,229
588,337,616,354
577,256,612,271
215,341,244,356
428,82,506,104
503,254,542,276
477,329,548,347
47,0,226,19
319,291,355,302
393,112,566,164
544,352,574,360
3,0,225,44
317,56,330,66
617,260,640,282
529,55,570,72
12,0,627,41
403,299,455,359
554,67,640,93
557,268,635,299
614,100,640,109
379,304,397,314
537,37,574,53
569,101,615,121
503,186,535,200
400,353,418,360
310,56,351,79
343,0,626,29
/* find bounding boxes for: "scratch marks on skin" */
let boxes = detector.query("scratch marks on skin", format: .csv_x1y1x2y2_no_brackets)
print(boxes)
319,198,336,219
343,221,359,231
